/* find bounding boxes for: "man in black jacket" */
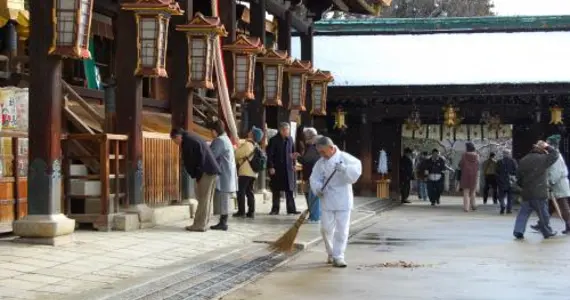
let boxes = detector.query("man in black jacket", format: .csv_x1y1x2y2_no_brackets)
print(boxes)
171,128,221,232
513,140,559,239
266,122,299,215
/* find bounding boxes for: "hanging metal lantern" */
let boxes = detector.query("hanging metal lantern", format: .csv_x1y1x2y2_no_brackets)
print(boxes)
176,13,227,89
285,59,312,111
307,70,333,116
550,106,564,125
333,106,347,131
121,0,183,77
49,0,95,59
223,35,265,101
257,49,291,106
443,105,462,128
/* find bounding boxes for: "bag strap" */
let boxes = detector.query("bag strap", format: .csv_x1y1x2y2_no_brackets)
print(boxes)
237,142,257,169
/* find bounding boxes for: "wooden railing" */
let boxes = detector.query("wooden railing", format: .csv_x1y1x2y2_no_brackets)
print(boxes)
0,130,28,233
62,133,128,231
142,131,180,206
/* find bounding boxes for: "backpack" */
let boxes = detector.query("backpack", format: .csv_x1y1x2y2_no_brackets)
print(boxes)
248,143,267,173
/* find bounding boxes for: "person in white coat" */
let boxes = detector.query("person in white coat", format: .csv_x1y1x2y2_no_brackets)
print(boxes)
310,136,362,268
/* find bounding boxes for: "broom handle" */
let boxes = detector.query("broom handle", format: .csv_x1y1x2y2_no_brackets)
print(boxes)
551,195,563,219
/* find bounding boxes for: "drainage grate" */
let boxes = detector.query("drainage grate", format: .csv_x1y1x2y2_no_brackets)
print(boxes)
105,246,295,300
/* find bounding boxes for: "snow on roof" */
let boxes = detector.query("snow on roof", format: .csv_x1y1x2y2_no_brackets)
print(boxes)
291,32,570,86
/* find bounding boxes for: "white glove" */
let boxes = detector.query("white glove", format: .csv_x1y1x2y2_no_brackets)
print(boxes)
335,162,347,173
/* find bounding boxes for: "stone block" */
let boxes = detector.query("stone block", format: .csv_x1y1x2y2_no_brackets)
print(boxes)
70,180,101,196
70,164,88,176
113,213,140,231
85,197,101,214
153,205,191,225
12,214,75,243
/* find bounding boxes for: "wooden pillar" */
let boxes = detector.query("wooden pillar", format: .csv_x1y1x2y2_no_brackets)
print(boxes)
103,77,117,132
12,0,75,244
115,2,147,213
360,118,373,196
248,0,266,131
271,10,292,129
219,0,237,133
300,26,313,127
169,0,194,202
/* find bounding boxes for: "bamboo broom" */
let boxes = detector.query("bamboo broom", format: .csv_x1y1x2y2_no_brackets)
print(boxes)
269,169,337,253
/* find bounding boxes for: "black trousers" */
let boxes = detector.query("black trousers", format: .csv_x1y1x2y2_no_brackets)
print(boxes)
483,175,498,203
236,176,256,214
400,180,411,202
427,179,444,204
271,189,297,213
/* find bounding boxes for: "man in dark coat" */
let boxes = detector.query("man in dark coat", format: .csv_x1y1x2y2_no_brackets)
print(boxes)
266,122,299,215
399,148,414,204
513,140,559,239
422,149,453,206
495,150,518,214
170,128,221,232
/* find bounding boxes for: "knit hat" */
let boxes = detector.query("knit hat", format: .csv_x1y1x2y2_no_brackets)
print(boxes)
547,134,561,148
251,126,263,143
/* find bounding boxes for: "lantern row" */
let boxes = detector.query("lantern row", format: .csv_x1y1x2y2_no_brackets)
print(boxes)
46,0,333,116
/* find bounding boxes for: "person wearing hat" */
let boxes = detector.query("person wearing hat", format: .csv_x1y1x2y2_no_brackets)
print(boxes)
298,127,322,223
531,134,570,234
513,140,559,239
233,126,264,218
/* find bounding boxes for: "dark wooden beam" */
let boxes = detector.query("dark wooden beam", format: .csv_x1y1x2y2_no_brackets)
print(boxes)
115,1,144,206
248,0,266,131
26,0,63,216
328,83,570,99
94,0,120,16
272,9,292,128
251,0,311,35
300,26,313,127
71,85,169,110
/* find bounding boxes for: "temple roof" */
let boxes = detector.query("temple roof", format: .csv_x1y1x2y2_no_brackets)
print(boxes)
291,31,570,86
314,15,570,34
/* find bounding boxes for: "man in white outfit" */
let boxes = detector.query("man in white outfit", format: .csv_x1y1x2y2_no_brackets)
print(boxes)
310,136,362,268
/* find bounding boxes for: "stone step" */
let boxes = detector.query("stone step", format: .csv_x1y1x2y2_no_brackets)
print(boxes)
99,244,291,300
70,164,88,176
70,180,101,196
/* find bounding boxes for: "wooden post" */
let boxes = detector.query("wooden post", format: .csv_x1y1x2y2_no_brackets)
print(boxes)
272,10,292,128
103,77,117,133
115,1,151,223
169,0,194,203
360,118,373,195
12,0,75,244
250,0,268,194
300,26,313,127
248,0,266,131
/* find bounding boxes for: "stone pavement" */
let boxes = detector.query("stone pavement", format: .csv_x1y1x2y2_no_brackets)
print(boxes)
223,196,570,300
0,196,393,300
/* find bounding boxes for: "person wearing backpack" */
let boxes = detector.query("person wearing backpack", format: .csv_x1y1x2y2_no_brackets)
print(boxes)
233,126,264,218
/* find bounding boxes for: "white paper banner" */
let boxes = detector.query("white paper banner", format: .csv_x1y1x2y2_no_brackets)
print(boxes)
442,126,454,140
455,124,469,141
470,125,482,140
482,125,497,140
402,124,414,138
414,124,427,139
498,124,513,139
428,125,440,140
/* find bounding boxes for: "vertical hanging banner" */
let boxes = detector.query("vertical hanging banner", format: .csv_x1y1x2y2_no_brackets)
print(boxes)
415,124,427,139
83,38,101,90
442,126,453,141
470,124,482,141
401,124,414,138
428,124,441,140
455,124,468,140
482,125,497,140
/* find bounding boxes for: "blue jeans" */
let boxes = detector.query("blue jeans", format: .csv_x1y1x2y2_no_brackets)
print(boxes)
498,188,514,211
513,199,552,236
417,181,428,201
305,191,321,221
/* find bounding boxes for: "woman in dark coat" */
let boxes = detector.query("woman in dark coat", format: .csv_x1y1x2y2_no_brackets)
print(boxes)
459,142,479,212
266,122,298,215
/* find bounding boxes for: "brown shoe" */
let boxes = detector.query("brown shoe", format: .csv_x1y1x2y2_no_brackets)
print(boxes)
185,226,206,232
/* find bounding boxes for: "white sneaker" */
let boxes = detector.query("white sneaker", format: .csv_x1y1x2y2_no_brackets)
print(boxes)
326,255,333,264
333,258,347,268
